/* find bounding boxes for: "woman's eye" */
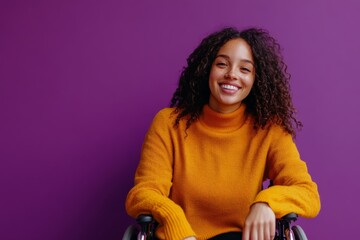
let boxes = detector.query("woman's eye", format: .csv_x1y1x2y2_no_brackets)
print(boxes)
241,67,251,72
216,62,227,67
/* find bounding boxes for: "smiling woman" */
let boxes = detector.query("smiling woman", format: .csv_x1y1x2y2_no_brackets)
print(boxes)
209,38,255,113
125,27,320,240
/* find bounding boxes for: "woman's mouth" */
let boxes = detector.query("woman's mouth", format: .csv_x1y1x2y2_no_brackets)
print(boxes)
220,84,240,91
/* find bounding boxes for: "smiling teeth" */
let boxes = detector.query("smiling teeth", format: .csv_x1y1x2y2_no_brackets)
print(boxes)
221,84,238,90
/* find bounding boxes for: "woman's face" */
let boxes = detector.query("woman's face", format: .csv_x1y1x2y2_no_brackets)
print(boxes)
208,38,255,113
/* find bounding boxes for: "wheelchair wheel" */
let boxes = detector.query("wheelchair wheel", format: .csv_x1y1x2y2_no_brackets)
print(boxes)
292,225,308,240
122,224,138,240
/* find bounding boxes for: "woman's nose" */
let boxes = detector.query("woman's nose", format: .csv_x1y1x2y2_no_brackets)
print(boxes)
225,69,238,80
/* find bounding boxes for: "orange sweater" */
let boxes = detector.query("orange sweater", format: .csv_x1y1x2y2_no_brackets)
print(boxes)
125,104,320,240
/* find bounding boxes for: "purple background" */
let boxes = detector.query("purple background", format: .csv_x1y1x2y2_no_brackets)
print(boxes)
1,1,359,239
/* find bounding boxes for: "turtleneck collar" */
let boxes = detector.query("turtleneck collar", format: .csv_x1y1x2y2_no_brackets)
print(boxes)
199,104,248,132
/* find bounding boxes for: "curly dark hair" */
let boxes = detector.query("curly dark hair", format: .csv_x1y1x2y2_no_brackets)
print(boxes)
170,27,302,137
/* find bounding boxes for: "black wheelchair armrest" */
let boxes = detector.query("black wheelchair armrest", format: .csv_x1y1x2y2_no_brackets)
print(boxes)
280,212,298,222
136,214,156,239
136,214,154,224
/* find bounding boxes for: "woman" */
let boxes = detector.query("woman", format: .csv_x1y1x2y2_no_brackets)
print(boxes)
125,27,321,240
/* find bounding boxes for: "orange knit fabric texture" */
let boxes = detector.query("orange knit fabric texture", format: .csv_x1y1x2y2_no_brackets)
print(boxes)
126,105,320,240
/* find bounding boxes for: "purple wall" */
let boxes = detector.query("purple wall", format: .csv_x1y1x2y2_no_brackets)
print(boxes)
1,1,359,239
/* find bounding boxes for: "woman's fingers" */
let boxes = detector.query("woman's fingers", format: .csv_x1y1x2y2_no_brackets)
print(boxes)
243,203,276,240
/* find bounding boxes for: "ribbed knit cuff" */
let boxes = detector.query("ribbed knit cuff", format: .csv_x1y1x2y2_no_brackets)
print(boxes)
154,203,196,240
252,188,292,218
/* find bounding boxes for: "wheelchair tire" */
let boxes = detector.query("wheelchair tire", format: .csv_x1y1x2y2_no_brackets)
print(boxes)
122,225,138,240
292,225,308,240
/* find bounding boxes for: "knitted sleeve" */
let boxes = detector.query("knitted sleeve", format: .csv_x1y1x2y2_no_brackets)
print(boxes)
125,109,196,240
252,126,321,218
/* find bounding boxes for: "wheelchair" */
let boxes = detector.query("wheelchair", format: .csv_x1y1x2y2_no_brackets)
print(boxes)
122,212,308,240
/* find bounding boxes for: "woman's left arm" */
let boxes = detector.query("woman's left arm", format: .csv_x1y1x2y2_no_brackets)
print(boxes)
253,126,321,219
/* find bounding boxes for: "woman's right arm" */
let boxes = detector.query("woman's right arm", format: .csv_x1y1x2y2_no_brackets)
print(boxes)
125,109,196,240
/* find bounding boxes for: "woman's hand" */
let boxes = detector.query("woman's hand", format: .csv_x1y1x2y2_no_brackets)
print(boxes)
242,202,276,240
182,237,196,240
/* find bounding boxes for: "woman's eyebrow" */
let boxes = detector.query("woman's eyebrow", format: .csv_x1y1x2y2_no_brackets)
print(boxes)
215,54,230,60
215,54,254,66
